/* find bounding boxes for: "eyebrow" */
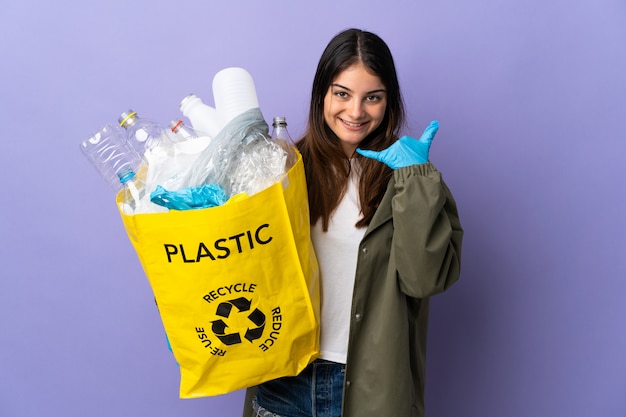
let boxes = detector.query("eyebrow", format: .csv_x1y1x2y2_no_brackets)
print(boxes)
331,83,386,94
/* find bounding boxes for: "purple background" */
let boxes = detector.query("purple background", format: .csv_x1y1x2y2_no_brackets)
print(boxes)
1,0,625,416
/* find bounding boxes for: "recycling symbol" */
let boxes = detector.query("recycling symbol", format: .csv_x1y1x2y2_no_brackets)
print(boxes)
211,297,265,345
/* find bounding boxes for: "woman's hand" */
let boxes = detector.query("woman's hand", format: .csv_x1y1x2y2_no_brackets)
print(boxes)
356,120,439,169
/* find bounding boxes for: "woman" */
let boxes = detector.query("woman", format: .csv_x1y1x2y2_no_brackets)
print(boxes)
244,28,463,417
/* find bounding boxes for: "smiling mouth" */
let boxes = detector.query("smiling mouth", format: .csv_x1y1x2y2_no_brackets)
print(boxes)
340,118,367,127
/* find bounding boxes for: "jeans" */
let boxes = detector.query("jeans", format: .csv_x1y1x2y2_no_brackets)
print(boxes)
253,359,345,417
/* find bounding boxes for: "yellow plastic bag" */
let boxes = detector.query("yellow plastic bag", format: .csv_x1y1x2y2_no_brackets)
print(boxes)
118,153,320,398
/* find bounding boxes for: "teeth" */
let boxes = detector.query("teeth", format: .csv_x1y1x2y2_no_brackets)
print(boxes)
343,120,363,127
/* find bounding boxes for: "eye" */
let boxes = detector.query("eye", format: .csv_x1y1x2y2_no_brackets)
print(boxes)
366,95,382,102
334,90,349,99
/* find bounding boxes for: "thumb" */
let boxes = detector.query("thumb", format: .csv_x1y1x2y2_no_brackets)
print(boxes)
356,147,383,161
419,120,439,145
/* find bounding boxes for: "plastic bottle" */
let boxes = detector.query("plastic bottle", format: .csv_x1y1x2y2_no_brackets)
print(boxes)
139,119,212,194
118,110,167,158
212,67,260,128
118,167,146,214
80,123,143,191
270,116,297,169
178,94,221,139
168,118,199,141
166,118,212,159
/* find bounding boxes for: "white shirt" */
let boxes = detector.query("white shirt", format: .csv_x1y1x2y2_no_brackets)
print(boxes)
311,161,366,364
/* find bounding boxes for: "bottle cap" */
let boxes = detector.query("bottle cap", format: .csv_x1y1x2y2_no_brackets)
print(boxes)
117,167,136,183
118,110,137,128
169,119,184,133
272,116,287,127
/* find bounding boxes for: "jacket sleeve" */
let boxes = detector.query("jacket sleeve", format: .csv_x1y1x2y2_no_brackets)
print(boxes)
391,162,463,298
241,386,257,417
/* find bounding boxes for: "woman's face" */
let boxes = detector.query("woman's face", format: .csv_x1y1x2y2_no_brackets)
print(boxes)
323,62,387,157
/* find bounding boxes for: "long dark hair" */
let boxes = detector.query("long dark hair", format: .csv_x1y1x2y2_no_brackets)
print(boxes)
297,28,406,230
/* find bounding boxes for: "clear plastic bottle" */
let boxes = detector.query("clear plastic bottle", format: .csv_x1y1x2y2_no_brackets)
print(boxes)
118,167,146,214
270,116,297,169
80,123,143,191
118,110,167,157
168,119,199,142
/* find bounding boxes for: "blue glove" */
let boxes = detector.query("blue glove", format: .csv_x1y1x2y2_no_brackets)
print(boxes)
150,183,229,210
356,120,439,169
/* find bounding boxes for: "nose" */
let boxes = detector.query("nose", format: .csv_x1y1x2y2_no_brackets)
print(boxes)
346,99,365,119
